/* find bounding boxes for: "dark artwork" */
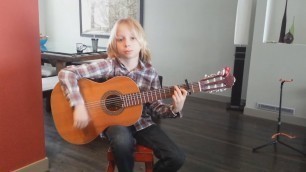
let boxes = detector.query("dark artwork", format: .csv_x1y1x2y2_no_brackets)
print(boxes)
279,0,288,43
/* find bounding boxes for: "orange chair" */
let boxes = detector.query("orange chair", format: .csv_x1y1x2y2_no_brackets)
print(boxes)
107,145,154,172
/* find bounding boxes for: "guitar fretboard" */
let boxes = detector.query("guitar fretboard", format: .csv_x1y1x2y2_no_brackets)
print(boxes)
100,71,233,109
121,82,202,107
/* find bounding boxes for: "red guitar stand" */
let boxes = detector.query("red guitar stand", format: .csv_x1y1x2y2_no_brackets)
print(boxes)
252,79,306,156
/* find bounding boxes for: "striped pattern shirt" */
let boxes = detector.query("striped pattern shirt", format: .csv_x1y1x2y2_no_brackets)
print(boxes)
58,57,181,131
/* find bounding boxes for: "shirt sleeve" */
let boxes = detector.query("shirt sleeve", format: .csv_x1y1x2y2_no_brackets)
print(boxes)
58,59,113,107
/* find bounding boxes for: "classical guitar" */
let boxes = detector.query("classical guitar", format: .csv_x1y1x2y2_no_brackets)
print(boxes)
51,67,235,144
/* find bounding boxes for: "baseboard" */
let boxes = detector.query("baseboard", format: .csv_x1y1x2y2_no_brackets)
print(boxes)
244,107,306,127
14,157,49,172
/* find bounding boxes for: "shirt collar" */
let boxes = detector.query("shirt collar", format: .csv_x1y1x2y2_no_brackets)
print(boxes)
115,58,146,71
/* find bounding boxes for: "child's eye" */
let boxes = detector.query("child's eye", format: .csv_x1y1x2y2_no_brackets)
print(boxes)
131,37,136,40
116,38,123,42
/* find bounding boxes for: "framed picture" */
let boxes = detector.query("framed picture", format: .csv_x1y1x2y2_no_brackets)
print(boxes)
79,0,144,38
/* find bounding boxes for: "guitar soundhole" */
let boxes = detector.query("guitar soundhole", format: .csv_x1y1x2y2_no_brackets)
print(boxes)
105,95,123,111
102,91,123,115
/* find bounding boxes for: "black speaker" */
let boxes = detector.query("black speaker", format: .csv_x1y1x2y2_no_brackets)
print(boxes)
228,46,246,111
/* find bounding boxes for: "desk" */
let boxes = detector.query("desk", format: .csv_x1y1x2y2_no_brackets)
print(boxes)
41,44,108,73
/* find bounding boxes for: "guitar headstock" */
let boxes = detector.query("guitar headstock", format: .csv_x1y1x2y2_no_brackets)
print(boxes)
200,67,235,93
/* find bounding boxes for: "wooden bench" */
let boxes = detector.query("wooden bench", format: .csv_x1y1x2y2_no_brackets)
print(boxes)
42,76,58,112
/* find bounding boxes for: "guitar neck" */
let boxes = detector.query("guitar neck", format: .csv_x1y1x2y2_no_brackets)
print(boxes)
122,82,201,107
120,68,235,108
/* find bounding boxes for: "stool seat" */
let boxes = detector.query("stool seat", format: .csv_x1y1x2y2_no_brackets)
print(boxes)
107,145,154,172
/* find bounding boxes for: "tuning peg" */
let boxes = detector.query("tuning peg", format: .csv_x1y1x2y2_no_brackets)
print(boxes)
222,68,226,75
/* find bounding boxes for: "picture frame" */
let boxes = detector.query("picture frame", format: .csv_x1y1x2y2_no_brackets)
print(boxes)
79,0,144,38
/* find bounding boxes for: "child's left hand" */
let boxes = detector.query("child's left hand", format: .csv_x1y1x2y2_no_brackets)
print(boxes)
172,86,188,113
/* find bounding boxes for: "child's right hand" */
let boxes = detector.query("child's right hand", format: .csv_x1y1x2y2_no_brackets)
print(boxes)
73,104,91,129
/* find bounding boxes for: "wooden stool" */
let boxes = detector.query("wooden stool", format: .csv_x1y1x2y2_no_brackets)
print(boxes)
107,145,154,172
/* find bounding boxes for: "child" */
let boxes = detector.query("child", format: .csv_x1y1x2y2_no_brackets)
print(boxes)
58,17,188,172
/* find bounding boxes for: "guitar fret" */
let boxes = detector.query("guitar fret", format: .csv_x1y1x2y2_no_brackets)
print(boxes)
120,95,126,107
133,93,137,106
191,84,195,93
154,90,157,101
146,91,149,102
135,93,138,105
143,92,146,103
130,93,134,106
149,91,154,102
127,94,131,107
136,93,139,105
198,82,201,92
147,91,150,102
154,90,158,101
149,91,152,102
132,94,134,106
132,93,135,106
124,95,128,107
160,89,163,99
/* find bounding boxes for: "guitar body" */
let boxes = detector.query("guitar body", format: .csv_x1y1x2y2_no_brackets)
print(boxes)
51,76,143,145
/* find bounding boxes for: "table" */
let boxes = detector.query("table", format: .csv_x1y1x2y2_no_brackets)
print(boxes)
41,44,108,73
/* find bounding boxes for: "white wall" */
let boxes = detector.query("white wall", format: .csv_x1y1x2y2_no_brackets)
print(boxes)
145,0,238,100
263,0,306,44
245,0,306,126
39,0,238,100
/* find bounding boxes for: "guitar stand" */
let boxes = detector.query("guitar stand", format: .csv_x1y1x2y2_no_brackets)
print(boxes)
252,79,306,156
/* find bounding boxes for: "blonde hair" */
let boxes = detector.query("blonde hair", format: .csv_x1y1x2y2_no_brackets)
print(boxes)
107,17,151,63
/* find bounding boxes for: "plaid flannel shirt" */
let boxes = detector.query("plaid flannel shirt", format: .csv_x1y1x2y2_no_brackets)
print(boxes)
58,57,181,131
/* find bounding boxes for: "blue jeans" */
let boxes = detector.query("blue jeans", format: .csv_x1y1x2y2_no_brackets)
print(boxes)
105,124,185,172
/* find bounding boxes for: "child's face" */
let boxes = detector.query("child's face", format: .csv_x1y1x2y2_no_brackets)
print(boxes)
115,23,141,60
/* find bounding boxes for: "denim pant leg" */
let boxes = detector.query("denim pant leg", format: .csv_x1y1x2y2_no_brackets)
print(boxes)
105,125,135,172
135,125,185,172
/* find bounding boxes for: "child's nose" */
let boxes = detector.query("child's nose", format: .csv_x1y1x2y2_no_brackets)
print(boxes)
124,39,131,47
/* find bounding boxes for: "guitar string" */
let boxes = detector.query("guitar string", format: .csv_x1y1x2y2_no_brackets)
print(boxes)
84,82,226,110
84,81,226,109
84,82,189,108
84,86,175,109
83,82,208,109
84,86,179,109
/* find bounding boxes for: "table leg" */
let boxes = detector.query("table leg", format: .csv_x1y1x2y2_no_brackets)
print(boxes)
55,61,66,73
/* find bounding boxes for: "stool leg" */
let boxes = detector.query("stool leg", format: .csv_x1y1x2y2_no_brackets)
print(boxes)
46,94,51,112
107,160,116,172
145,161,154,172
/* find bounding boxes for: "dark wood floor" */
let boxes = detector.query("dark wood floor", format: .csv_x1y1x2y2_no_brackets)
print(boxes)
44,97,306,172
